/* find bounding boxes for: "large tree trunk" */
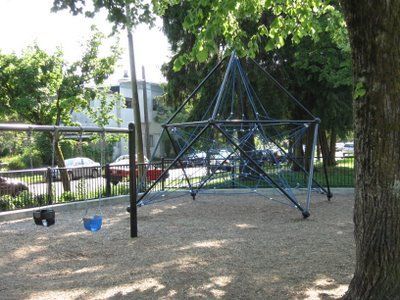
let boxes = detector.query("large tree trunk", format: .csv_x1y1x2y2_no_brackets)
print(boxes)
54,139,71,192
320,129,336,167
329,128,337,165
341,1,400,298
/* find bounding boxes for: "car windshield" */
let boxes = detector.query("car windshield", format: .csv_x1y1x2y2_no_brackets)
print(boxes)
115,155,129,162
113,155,149,164
65,159,75,166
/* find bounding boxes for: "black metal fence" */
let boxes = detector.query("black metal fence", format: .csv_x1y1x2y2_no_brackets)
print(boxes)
0,156,355,212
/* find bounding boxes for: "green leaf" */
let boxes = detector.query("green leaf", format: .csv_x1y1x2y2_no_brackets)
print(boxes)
264,40,275,52
196,48,209,62
353,81,366,100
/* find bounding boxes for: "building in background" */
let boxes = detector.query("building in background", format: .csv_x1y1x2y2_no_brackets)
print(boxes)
72,78,165,159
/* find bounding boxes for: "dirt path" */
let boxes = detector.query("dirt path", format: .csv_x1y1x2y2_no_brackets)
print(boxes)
0,191,355,299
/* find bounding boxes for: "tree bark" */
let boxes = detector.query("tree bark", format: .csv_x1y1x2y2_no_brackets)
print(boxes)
54,139,71,192
320,129,333,166
329,128,337,165
341,1,400,298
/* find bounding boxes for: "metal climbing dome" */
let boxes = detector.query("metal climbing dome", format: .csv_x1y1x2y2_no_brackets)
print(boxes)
138,52,331,218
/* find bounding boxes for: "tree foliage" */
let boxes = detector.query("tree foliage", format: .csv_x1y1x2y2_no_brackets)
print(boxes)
0,26,121,126
159,1,352,165
52,0,154,30
52,0,156,166
0,27,121,190
155,0,346,71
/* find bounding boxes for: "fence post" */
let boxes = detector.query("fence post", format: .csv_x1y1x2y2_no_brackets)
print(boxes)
47,167,53,205
105,163,111,197
161,157,165,191
231,163,235,188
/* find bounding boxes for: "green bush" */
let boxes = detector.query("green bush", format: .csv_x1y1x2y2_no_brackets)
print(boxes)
5,154,26,170
21,148,43,168
59,191,76,203
0,196,15,211
0,191,38,211
0,192,52,211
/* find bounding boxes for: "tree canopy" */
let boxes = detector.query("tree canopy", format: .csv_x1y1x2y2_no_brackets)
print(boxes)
159,1,352,165
0,27,121,126
0,27,121,190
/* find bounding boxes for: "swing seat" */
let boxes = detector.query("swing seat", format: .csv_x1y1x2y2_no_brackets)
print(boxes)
83,215,102,232
33,209,55,227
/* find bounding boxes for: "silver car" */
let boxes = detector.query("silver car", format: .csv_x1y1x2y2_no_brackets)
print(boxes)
54,157,100,180
342,142,354,157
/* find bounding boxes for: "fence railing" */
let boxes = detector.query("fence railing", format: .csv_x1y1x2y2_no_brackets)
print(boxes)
0,156,354,212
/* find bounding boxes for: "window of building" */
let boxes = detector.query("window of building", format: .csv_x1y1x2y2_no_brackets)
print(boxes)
152,98,158,111
125,97,132,108
149,135,154,147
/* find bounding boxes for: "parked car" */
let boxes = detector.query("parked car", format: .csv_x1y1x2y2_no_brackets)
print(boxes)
209,149,234,172
0,176,28,196
184,151,207,167
342,142,354,157
335,142,345,152
108,155,167,185
53,157,101,180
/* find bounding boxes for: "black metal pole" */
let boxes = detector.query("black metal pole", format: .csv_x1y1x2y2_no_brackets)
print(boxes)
137,124,210,202
105,163,111,197
216,119,317,124
256,123,329,194
211,53,236,119
250,57,316,119
194,151,236,194
128,123,137,238
164,120,210,127
165,57,227,125
214,124,309,217
47,167,53,205
0,123,129,133
161,157,165,191
164,128,195,198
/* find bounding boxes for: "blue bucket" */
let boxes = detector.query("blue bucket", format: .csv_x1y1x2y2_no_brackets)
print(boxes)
83,215,103,232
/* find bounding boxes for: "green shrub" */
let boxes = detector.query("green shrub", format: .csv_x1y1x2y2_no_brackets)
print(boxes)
10,191,37,209
21,148,43,168
5,154,26,170
59,191,76,203
0,196,15,211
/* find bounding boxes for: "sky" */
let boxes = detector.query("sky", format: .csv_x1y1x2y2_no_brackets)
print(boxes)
0,0,171,83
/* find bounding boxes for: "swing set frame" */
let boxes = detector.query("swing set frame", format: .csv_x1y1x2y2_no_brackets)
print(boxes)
0,123,138,237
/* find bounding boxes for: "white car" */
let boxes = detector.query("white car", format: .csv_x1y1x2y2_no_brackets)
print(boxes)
335,142,345,151
54,157,100,180
185,151,207,166
210,149,234,171
113,155,149,164
342,142,354,157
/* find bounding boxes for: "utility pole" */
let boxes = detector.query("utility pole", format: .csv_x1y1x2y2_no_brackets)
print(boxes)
125,3,144,165
142,66,151,158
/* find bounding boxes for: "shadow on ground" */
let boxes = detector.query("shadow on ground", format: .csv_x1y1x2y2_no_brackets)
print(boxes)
0,192,355,299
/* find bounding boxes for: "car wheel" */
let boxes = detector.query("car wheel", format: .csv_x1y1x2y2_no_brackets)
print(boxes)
92,169,99,178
